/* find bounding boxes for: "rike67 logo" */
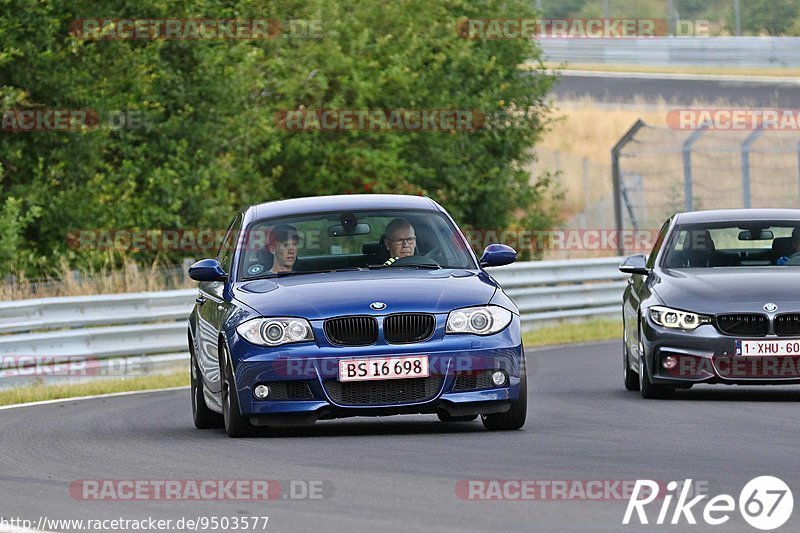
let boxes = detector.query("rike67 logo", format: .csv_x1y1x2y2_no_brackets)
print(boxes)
624,477,793,530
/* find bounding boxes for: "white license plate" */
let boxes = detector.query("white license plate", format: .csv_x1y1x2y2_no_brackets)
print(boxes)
338,355,429,382
736,339,800,356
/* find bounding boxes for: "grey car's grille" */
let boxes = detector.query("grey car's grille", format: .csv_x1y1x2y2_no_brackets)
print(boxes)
452,370,495,392
324,316,378,346
716,314,769,336
384,314,435,344
775,314,800,336
258,381,314,400
323,376,443,406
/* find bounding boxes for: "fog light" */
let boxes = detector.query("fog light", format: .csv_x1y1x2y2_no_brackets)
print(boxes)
253,384,270,399
662,356,678,370
491,371,507,386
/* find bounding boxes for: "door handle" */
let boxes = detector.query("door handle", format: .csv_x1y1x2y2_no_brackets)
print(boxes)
195,296,207,306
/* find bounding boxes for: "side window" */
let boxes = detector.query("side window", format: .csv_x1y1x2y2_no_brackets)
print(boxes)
647,219,671,268
218,214,242,273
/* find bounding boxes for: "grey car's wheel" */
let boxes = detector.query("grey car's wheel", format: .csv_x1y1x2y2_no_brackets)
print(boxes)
482,366,527,431
623,328,640,391
191,345,224,429
437,413,478,422
639,340,674,399
221,345,256,437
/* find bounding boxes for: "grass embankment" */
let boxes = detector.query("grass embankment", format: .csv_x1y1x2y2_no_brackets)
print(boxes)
0,371,189,407
522,319,621,348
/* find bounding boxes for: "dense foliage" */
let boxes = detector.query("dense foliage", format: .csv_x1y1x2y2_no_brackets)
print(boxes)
0,0,560,276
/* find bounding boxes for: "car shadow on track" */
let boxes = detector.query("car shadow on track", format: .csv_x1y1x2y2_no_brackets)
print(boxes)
184,418,522,438
615,386,800,402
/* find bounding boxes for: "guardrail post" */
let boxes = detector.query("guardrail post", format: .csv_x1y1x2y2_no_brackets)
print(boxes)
611,119,645,255
741,130,763,208
682,128,705,211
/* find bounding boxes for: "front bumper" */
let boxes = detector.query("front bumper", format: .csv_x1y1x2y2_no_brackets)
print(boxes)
228,320,524,424
642,319,800,386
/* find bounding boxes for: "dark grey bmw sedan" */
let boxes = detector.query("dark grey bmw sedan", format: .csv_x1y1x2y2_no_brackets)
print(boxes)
620,208,800,398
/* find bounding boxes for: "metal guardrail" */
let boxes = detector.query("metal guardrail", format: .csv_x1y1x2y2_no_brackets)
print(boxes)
0,258,625,386
539,37,800,68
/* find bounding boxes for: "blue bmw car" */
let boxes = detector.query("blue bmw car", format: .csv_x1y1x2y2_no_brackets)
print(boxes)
188,194,526,436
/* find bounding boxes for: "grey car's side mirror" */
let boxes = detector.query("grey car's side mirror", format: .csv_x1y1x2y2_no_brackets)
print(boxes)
619,254,650,275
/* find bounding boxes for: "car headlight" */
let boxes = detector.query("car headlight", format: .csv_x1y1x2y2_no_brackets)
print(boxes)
446,305,513,335
236,318,314,346
648,305,711,330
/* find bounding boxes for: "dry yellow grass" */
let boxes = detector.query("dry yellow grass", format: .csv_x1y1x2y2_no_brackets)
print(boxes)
0,371,188,407
536,100,670,219
0,259,193,301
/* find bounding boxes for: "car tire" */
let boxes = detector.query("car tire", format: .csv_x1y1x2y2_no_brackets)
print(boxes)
437,413,478,422
482,365,527,431
638,340,674,400
221,344,257,437
623,335,640,391
191,343,224,429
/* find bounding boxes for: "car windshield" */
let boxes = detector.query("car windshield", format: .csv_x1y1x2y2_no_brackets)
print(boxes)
237,209,476,280
662,222,800,268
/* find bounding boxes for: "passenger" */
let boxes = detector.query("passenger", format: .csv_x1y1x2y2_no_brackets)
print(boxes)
268,224,299,274
777,227,800,265
382,218,416,265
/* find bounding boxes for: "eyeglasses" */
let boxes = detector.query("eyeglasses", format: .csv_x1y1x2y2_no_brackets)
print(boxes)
388,237,416,245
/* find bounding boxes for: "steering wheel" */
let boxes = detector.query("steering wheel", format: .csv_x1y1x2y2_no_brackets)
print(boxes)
389,255,440,267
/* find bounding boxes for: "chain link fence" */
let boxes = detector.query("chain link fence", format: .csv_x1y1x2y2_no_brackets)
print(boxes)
613,121,800,237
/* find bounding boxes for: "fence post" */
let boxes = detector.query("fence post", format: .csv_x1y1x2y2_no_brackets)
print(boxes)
682,129,705,211
797,141,800,205
612,119,645,256
741,130,763,208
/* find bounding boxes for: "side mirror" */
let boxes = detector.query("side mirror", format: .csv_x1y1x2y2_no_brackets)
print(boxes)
188,258,228,282
619,254,650,275
480,244,517,267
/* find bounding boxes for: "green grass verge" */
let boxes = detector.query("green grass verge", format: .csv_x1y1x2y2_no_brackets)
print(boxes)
523,319,621,348
0,370,189,407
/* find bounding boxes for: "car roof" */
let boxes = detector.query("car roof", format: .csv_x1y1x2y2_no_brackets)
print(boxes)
675,208,800,224
248,194,440,221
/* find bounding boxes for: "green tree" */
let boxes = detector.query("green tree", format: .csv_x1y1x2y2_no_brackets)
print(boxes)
0,0,559,277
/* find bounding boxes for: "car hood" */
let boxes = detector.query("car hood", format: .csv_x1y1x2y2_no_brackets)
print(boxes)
233,269,497,319
654,268,800,314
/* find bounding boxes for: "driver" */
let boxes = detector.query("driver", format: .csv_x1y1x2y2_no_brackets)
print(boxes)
777,227,800,265
382,218,416,266
268,224,299,274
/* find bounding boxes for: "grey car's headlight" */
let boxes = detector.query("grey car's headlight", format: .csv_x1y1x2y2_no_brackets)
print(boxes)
446,305,513,335
236,318,314,346
648,305,711,330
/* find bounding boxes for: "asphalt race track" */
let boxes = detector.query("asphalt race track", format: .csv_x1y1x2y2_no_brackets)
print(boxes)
2,341,799,532
555,73,800,107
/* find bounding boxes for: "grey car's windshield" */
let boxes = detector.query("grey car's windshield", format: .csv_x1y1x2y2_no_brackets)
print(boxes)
662,222,800,268
237,209,476,280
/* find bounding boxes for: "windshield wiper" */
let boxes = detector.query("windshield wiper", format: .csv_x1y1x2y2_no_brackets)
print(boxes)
369,263,441,270
245,267,363,281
